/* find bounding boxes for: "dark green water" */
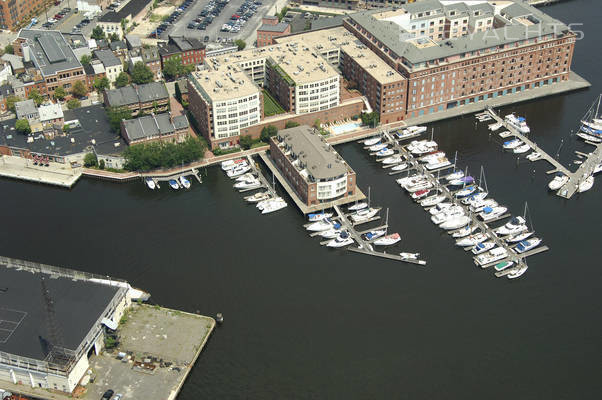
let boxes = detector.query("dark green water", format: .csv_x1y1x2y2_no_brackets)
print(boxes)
1,2,601,398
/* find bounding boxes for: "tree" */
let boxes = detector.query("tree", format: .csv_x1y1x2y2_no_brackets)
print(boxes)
91,26,105,40
6,95,20,112
131,62,153,84
83,152,97,167
80,54,91,66
94,77,110,93
162,57,181,81
123,137,206,171
4,44,14,55
239,135,253,149
107,107,133,132
67,99,81,109
360,112,379,128
313,119,321,130
285,121,299,129
115,72,130,88
28,89,44,106
260,125,278,143
98,159,105,169
15,119,31,134
71,81,87,98
109,33,120,42
54,86,66,101
235,39,246,51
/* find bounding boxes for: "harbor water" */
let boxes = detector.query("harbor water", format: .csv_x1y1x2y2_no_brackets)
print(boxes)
1,1,601,398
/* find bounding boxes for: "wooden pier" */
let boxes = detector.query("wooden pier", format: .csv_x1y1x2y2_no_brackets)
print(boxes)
148,168,203,189
332,205,427,266
485,107,601,199
381,131,549,275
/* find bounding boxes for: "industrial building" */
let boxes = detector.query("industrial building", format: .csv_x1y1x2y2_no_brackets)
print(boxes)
0,257,132,394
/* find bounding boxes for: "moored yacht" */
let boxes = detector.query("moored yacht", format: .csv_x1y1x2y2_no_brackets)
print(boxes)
376,148,394,157
431,206,464,224
429,202,453,215
451,224,478,238
234,177,261,190
348,202,368,211
363,229,386,241
513,144,530,154
306,219,334,232
381,155,404,165
179,176,191,189
261,198,287,214
548,173,569,190
514,237,542,253
227,164,251,178
456,232,489,247
391,162,409,171
471,241,495,255
326,231,354,248
168,179,180,190
363,136,382,146
474,247,508,266
221,158,247,171
494,216,527,236
350,207,380,222
507,264,528,279
145,177,156,190
425,159,452,170
469,199,498,213
503,138,522,150
578,175,594,192
505,114,530,134
320,224,343,239
308,212,333,222
479,205,508,221
526,151,542,161
505,231,534,243
245,191,271,202
449,176,474,186
420,194,446,207
369,143,388,152
494,260,514,272
454,185,477,198
444,170,464,181
440,215,471,230
373,233,401,246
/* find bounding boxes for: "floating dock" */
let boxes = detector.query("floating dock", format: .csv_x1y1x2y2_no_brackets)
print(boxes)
381,131,548,276
145,168,202,189
484,107,601,199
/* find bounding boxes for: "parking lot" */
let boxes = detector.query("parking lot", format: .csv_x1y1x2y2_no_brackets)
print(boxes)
159,0,281,46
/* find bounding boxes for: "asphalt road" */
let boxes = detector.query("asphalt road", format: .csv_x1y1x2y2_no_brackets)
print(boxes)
161,0,281,46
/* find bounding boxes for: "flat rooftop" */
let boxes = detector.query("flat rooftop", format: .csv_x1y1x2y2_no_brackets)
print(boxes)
275,26,352,54
189,69,260,103
18,30,82,77
340,40,405,85
0,264,119,362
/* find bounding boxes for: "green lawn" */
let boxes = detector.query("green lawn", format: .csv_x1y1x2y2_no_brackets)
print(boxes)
263,90,286,116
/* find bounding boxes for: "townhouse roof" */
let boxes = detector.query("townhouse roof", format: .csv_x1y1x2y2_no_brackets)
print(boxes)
125,34,142,49
158,36,205,56
17,29,82,77
1,53,24,71
15,99,38,119
258,22,290,33
104,82,168,107
109,40,128,51
94,49,121,67
121,113,189,142
38,103,64,122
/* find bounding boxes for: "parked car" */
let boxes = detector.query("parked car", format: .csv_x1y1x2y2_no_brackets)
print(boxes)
204,35,210,42
101,390,114,400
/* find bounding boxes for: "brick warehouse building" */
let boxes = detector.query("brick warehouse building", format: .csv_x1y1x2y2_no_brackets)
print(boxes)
342,0,576,121
0,0,52,31
270,125,357,206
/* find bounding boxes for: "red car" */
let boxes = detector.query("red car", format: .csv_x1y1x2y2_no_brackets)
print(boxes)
55,14,63,19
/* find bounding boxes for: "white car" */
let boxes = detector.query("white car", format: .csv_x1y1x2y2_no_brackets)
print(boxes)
48,18,57,23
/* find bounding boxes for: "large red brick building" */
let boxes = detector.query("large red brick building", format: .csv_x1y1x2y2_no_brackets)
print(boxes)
0,0,52,31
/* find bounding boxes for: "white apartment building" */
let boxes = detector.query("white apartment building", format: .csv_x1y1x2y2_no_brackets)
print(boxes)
295,76,340,114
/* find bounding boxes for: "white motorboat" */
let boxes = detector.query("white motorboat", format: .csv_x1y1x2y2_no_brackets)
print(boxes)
320,224,343,239
418,151,445,163
429,202,453,215
479,206,508,221
326,231,354,248
431,206,464,224
456,232,489,247
308,212,333,222
514,237,542,253
405,181,433,193
381,155,404,165
227,164,251,178
461,191,488,205
391,163,409,171
498,130,512,138
526,151,542,161
513,144,531,154
451,224,478,238
397,175,427,187
471,241,496,255
488,122,502,131
234,177,261,190
411,144,438,156
425,159,452,170
470,199,498,213
350,207,380,222
503,138,523,150
373,233,401,246
257,197,284,210
402,126,427,135
505,114,530,134
440,215,471,230
449,176,474,186
261,198,287,214
576,132,602,143
505,231,534,243
548,173,568,190
400,252,420,260
494,216,527,236
578,175,594,192
369,143,388,152
235,172,256,182
348,202,368,211
179,176,191,189
507,264,528,279
144,177,156,190
444,171,464,181
363,229,386,241
474,247,508,266
168,179,180,190
411,189,432,200
221,158,247,171
376,148,394,157
594,162,602,174
420,194,446,207
363,136,382,146
306,219,334,232
245,191,271,203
